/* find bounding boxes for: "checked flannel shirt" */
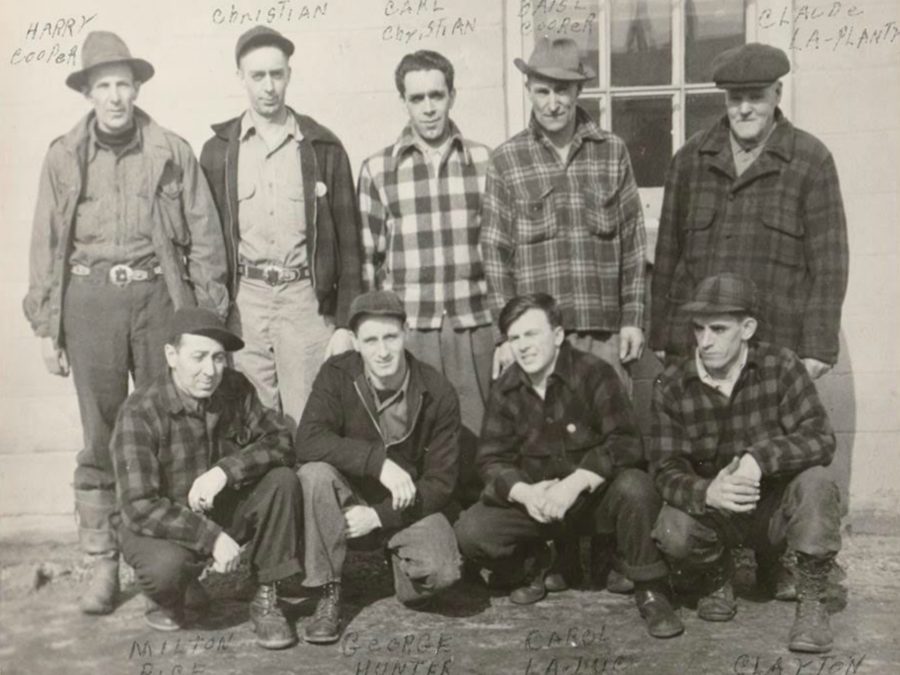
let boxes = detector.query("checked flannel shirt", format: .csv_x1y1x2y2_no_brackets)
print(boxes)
480,108,646,332
477,342,644,505
649,341,836,516
111,368,294,554
358,122,493,329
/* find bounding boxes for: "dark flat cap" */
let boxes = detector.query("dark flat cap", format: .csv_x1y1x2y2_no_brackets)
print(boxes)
348,291,407,332
681,274,758,316
712,42,790,88
169,307,244,352
235,25,295,65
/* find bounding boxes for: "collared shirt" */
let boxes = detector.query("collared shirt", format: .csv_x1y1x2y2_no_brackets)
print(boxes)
649,341,836,516
366,365,411,445
480,108,647,333
69,122,158,269
729,124,775,176
477,342,643,504
111,368,294,554
358,122,493,329
695,342,749,399
237,111,307,267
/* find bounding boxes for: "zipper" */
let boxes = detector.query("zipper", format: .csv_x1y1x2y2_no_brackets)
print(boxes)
353,381,425,450
309,148,319,290
224,140,239,291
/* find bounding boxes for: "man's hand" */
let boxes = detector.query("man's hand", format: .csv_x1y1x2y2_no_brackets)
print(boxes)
802,358,832,380
492,341,515,380
653,350,666,362
542,469,605,521
734,453,762,483
344,505,381,539
379,458,416,510
41,337,69,377
324,327,355,361
619,326,645,364
508,479,559,523
188,467,228,513
705,457,760,513
211,531,242,574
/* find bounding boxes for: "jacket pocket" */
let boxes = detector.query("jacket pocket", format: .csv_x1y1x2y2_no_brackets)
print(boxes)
514,187,557,244
760,210,804,267
584,189,618,237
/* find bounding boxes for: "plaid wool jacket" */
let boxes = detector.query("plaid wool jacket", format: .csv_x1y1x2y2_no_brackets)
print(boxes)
111,368,294,553
480,109,646,332
649,341,836,516
358,123,493,329
649,111,848,364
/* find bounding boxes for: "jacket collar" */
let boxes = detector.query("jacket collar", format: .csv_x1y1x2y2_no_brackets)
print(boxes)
391,120,471,163
211,106,339,145
698,109,795,163
60,107,170,160
680,340,763,386
499,341,578,394
335,350,429,408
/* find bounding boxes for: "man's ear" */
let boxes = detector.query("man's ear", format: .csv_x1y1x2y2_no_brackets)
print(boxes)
740,316,759,341
164,343,178,368
773,81,783,105
552,325,565,347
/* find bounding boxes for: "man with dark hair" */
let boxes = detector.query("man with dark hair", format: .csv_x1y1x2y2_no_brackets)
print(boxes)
111,308,302,649
24,31,228,615
455,293,682,639
294,290,462,644
358,50,493,503
649,274,841,653
201,25,362,429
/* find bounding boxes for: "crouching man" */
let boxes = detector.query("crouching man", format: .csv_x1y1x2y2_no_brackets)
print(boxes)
649,274,841,653
294,290,462,644
111,308,302,649
454,293,682,638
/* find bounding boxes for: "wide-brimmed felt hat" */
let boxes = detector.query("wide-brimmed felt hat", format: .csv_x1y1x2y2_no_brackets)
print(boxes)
235,25,295,65
66,31,154,92
681,274,759,316
514,37,594,83
169,308,244,352
712,42,790,89
348,291,407,332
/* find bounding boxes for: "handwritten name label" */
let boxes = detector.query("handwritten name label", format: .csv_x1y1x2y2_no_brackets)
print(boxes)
758,3,898,52
381,1,477,43
128,632,236,675
733,653,866,675
519,0,597,37
211,1,329,26
342,630,453,674
521,625,628,674
8,14,97,68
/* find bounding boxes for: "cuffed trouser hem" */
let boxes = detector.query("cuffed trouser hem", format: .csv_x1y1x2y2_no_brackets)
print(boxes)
620,560,669,583
75,488,118,555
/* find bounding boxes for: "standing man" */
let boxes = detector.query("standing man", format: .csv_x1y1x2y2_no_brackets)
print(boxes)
650,43,848,380
481,37,647,388
111,308,301,649
294,291,462,644
357,50,493,501
23,31,228,615
200,26,362,428
649,274,841,653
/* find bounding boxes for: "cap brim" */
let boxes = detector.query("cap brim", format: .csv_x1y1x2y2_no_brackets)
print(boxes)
348,310,407,332
680,300,750,315
237,34,295,64
514,58,594,82
66,58,155,92
715,79,779,90
189,328,244,352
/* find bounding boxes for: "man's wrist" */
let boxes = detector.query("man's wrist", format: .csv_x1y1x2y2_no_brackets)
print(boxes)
507,482,529,504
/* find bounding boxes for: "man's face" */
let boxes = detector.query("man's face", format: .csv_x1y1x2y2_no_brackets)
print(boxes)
238,46,291,119
506,308,565,381
725,82,781,146
85,63,140,134
692,313,757,377
401,69,455,147
353,316,407,385
526,76,580,137
165,334,228,399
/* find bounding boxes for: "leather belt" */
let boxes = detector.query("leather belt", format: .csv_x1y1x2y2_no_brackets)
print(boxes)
70,263,162,287
239,262,310,286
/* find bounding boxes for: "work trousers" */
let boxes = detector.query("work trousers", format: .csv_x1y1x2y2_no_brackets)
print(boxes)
297,462,461,605
455,469,668,582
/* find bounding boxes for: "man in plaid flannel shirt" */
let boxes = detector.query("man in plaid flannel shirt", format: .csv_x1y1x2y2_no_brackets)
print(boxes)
111,308,302,649
649,274,841,653
358,50,493,502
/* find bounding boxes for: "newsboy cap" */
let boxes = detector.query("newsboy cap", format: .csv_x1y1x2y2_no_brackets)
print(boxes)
514,37,595,83
235,25,295,65
66,31,154,92
348,291,407,332
712,42,790,88
169,307,244,352
681,274,759,317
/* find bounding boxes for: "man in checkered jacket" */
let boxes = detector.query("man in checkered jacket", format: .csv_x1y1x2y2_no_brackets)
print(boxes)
649,274,842,653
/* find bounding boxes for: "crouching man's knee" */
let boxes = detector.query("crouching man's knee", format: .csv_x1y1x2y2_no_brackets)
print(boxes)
652,505,723,565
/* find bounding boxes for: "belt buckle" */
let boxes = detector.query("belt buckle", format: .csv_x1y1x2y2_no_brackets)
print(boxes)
262,264,282,286
109,264,133,287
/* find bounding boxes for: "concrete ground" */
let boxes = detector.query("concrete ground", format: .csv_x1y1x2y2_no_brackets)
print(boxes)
2,532,899,675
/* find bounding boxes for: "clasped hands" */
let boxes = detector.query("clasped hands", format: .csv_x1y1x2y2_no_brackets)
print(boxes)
341,458,415,540
509,470,603,524
705,454,762,513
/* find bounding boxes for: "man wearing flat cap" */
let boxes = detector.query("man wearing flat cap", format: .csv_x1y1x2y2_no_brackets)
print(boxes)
200,25,362,430
111,307,302,648
649,273,841,653
23,31,228,615
650,42,849,383
294,290,462,644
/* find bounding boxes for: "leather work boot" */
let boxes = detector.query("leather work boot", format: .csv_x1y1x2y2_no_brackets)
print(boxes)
697,553,737,622
589,537,634,594
510,541,557,605
249,583,296,650
545,538,579,592
634,580,684,638
788,553,834,653
79,553,119,615
757,550,798,601
144,600,185,632
185,578,211,611
304,582,342,644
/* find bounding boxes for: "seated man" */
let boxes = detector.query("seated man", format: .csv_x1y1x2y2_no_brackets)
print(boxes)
454,293,682,639
649,273,841,653
111,308,302,649
294,290,462,644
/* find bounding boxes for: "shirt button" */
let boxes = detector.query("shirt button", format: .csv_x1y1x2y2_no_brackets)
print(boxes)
566,423,576,433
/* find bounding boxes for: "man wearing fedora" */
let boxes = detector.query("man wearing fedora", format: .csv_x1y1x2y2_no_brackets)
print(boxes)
23,31,228,615
650,43,848,381
111,307,302,648
200,26,362,430
649,273,841,653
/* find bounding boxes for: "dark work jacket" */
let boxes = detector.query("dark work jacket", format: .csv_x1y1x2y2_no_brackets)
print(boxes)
295,351,461,529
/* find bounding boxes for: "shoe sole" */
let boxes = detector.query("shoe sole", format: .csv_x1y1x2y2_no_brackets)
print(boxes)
144,617,182,632
649,625,685,639
256,637,297,650
697,611,736,622
303,633,341,644
789,640,833,653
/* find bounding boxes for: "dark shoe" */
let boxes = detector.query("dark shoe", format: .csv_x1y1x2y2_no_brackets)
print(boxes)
606,568,635,594
788,554,834,653
757,551,798,601
304,582,342,644
634,582,684,639
589,537,634,593
79,554,119,615
249,583,296,650
543,572,569,593
144,604,184,632
697,579,737,622
510,542,556,605
185,578,211,611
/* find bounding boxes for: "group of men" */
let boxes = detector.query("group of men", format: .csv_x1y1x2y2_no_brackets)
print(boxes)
25,25,847,656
